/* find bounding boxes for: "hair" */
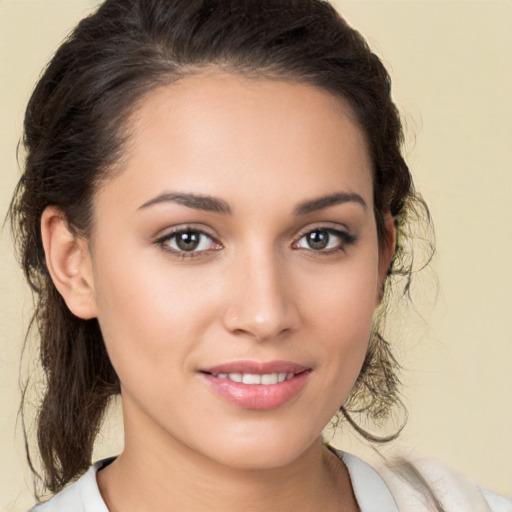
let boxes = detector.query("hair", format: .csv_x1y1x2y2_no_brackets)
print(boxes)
9,0,433,496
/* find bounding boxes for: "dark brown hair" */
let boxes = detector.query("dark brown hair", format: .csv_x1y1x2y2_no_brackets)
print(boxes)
9,0,431,495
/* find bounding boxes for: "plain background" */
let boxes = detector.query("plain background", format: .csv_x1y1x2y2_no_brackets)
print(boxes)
1,1,511,510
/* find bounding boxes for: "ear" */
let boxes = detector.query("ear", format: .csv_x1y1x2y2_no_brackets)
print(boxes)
377,212,396,299
41,207,97,319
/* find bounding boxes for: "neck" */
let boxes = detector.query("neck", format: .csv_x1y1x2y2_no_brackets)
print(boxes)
97,406,357,512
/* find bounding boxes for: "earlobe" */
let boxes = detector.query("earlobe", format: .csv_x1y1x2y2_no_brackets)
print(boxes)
41,207,97,319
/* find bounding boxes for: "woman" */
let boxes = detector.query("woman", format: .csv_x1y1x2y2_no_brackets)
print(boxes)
7,0,511,510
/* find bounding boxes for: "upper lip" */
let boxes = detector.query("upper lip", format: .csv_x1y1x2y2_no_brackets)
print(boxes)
201,360,310,375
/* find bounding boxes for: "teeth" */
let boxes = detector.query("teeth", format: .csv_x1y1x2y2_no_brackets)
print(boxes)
242,374,261,384
214,372,295,385
261,373,278,385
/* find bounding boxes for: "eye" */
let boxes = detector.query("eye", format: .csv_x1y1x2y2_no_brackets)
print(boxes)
294,228,354,252
156,228,221,254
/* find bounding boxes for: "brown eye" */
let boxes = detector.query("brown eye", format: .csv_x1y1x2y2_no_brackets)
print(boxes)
175,231,202,251
160,229,219,253
295,228,355,252
305,230,330,250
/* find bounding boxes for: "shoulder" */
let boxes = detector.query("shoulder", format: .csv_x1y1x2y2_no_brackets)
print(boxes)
332,448,511,512
378,457,512,512
28,459,113,512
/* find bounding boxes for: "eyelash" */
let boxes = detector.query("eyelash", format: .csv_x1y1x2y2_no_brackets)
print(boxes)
154,225,356,259
154,228,222,259
292,227,356,254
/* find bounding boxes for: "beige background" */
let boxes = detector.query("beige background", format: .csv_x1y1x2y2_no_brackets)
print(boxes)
1,1,511,509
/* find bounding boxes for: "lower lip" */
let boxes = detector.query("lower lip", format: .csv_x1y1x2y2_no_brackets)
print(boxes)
202,372,310,410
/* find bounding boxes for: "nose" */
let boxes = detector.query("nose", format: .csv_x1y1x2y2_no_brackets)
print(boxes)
222,249,300,341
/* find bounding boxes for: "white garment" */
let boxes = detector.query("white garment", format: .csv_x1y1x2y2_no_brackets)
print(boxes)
30,451,511,512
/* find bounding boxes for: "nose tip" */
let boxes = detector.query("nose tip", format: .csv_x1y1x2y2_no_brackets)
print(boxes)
223,307,296,341
222,260,300,341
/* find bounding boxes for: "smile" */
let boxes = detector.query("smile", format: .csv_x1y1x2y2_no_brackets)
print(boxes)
201,361,311,410
210,372,295,385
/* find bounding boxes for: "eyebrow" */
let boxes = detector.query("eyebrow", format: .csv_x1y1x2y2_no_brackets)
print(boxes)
138,192,232,214
138,190,366,216
294,192,367,215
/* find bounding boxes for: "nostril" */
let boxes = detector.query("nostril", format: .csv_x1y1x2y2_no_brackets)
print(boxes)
221,274,301,340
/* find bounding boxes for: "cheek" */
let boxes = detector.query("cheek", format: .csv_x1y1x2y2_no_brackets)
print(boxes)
90,245,221,382
299,252,380,377
303,255,379,331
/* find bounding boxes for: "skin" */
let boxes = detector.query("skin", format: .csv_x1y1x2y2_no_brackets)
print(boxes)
42,73,395,511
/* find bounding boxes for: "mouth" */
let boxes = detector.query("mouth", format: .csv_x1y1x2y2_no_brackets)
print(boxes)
206,372,296,385
200,360,309,384
200,360,311,410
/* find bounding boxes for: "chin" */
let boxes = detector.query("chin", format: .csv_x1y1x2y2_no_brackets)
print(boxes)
201,426,321,471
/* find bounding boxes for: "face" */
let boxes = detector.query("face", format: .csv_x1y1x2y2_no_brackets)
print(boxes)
86,74,391,470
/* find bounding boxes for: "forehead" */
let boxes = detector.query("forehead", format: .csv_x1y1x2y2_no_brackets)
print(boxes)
99,73,373,213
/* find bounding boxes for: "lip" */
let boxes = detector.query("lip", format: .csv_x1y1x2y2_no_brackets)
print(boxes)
200,360,311,410
202,360,309,375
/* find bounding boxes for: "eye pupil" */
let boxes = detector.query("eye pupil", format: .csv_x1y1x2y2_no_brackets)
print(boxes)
307,230,329,250
176,231,200,251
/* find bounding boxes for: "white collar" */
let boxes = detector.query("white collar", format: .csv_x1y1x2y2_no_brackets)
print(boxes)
34,452,399,512
338,450,400,512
